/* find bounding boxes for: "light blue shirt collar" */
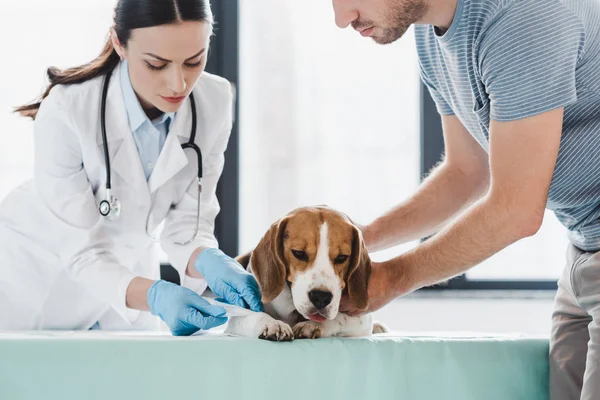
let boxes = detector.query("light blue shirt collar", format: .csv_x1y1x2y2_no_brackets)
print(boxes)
119,60,175,132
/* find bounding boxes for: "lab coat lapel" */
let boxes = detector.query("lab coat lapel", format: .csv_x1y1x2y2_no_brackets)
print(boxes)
147,97,192,194
97,64,151,205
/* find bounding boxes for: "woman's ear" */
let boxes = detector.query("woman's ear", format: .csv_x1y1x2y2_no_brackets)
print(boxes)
110,28,125,61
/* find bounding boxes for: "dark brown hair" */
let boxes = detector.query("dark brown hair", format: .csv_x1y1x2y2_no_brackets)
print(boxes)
15,0,213,120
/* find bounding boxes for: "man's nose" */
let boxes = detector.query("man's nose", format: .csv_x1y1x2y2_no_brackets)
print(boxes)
332,0,359,28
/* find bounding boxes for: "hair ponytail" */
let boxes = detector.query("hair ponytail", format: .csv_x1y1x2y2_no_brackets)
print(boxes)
14,37,120,120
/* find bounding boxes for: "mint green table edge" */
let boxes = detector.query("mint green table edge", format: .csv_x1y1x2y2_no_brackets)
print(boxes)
0,334,549,400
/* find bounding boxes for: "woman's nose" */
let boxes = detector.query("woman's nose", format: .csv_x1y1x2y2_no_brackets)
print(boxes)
166,66,187,93
332,0,359,28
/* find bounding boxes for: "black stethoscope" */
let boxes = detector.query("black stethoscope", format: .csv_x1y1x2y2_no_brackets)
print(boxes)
98,66,204,245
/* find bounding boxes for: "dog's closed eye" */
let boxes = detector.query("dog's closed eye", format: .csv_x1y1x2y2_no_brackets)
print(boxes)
334,255,349,264
291,250,309,262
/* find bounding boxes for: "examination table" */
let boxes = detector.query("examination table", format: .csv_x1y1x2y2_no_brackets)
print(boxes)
0,331,549,400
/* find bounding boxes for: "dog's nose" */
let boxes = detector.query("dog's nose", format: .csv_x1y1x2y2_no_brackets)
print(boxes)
308,290,333,310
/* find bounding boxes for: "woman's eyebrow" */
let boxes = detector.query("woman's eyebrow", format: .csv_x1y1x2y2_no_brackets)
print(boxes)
143,48,206,63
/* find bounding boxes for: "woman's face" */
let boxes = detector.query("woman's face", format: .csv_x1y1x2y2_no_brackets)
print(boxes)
112,21,211,115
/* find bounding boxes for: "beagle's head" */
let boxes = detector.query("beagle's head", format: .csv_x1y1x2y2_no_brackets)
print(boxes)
248,206,371,322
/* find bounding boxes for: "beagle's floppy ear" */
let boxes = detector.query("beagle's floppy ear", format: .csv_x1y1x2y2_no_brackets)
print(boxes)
235,252,251,270
250,217,290,303
346,225,372,312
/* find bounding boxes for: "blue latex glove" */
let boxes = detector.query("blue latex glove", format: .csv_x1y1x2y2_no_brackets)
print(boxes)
195,248,264,312
147,280,228,336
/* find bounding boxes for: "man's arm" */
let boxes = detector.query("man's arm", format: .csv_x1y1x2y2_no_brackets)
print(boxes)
385,107,562,299
364,115,490,252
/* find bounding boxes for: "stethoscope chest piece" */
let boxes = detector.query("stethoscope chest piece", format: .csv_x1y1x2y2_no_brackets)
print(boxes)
98,188,121,220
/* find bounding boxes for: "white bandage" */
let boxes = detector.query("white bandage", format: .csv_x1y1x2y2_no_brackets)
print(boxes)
203,297,254,318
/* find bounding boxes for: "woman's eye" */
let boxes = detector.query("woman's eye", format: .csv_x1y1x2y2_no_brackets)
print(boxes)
185,59,203,68
291,250,308,262
334,255,349,264
145,62,167,71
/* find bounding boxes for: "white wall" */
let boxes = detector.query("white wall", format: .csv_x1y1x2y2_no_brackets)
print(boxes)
372,293,555,336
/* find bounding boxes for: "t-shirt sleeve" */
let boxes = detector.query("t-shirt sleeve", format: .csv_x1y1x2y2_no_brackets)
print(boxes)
477,1,585,121
419,64,455,116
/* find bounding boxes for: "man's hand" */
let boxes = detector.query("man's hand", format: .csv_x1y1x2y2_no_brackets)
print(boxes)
339,260,413,316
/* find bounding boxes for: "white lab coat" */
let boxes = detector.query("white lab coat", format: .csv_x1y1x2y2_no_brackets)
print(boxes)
0,62,234,331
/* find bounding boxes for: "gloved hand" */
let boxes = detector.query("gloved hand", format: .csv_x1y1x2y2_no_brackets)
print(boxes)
147,280,228,336
194,248,264,312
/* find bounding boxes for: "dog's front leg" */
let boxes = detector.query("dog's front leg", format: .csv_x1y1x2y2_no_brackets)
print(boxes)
225,312,294,341
202,297,294,341
293,313,374,339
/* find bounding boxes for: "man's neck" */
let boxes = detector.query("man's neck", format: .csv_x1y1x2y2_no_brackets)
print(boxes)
420,0,458,30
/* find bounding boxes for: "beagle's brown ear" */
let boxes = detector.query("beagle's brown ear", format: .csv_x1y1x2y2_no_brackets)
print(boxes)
346,225,372,312
235,252,251,270
250,217,290,303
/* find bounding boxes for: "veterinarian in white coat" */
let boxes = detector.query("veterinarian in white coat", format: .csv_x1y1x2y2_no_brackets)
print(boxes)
0,0,262,335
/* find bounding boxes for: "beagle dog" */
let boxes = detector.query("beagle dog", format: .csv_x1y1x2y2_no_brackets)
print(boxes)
224,206,386,341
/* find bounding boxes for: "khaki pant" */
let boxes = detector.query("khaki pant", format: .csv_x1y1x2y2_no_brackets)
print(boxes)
550,244,600,400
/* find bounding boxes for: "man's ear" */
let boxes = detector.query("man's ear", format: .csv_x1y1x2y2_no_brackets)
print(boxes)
250,217,290,303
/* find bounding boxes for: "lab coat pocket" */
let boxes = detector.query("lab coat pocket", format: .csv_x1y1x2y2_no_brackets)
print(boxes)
171,172,193,205
147,189,173,232
147,171,194,232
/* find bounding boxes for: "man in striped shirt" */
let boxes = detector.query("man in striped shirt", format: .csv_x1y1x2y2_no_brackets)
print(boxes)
333,0,600,398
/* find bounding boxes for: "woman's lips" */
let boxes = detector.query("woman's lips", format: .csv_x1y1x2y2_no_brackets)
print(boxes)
161,95,185,104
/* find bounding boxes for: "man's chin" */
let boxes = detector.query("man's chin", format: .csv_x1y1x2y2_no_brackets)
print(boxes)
373,28,408,45
372,36,395,45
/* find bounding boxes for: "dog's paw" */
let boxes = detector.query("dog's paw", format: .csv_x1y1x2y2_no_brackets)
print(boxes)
258,319,294,342
293,321,323,339
372,321,389,334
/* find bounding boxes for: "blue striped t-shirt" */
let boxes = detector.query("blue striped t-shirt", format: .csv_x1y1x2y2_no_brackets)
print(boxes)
416,0,600,251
